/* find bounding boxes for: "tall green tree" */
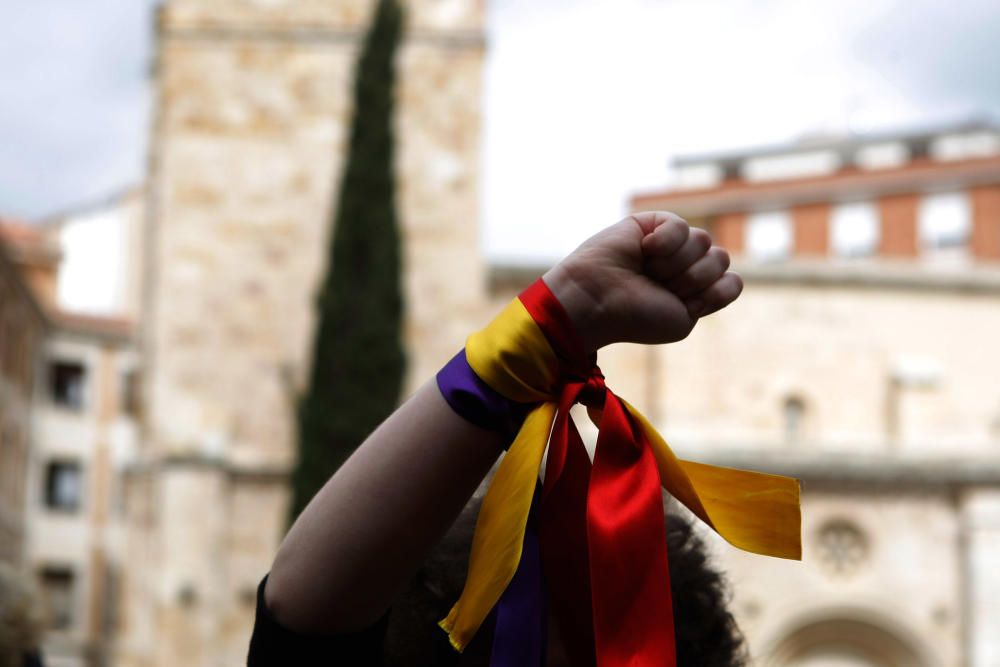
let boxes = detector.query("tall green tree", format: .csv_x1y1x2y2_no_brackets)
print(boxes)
290,0,406,521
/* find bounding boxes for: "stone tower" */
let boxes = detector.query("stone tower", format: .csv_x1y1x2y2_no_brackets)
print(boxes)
120,2,487,665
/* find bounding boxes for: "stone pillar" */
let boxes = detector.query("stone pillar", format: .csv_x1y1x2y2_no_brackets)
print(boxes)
961,490,1000,666
712,212,745,255
970,185,1000,262
878,193,919,258
155,465,228,667
791,202,829,257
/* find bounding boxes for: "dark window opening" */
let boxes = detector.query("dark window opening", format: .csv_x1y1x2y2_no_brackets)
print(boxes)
44,460,82,512
121,369,141,417
784,396,806,442
40,566,75,630
49,361,86,410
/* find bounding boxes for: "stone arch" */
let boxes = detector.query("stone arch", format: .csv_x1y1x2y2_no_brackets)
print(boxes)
762,610,936,667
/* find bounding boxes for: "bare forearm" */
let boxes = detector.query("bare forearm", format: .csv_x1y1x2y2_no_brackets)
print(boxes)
264,380,503,634
260,212,742,637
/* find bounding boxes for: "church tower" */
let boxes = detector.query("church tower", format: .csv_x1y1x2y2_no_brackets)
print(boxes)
120,2,487,664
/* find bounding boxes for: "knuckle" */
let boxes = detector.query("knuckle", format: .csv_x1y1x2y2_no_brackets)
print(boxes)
712,246,731,270
664,220,690,248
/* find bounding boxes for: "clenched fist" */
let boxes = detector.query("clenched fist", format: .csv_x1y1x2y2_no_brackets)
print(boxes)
543,211,743,353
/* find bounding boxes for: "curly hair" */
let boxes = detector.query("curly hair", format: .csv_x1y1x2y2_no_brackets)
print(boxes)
383,498,748,666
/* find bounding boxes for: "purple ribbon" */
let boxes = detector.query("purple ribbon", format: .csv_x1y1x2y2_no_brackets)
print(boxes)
436,349,532,445
489,488,547,667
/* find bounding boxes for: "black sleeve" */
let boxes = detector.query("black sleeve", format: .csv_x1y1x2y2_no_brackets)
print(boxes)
247,575,388,666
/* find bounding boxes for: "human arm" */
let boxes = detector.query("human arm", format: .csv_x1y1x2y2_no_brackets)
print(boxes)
262,211,742,634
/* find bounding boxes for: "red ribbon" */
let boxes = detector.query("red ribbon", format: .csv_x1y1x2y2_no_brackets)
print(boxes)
521,281,676,667
540,379,596,667
589,389,675,666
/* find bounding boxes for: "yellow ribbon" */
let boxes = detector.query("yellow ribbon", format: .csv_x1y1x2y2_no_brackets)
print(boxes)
440,296,801,651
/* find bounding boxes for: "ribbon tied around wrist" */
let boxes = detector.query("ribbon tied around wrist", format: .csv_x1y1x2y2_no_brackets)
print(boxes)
440,279,801,667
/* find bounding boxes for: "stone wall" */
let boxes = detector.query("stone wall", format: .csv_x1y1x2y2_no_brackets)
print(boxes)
123,1,488,664
489,262,1000,665
719,490,962,666
491,265,1000,456
145,0,486,467
0,242,46,566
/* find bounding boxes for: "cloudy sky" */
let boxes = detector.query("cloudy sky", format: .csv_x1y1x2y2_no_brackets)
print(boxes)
1,0,999,261
0,1,157,220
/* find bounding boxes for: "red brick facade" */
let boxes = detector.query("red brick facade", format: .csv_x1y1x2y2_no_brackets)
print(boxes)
632,152,1000,263
711,212,745,255
792,203,830,257
877,194,920,258
971,185,1000,260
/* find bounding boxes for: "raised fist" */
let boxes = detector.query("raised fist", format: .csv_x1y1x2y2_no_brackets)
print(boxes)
542,211,743,353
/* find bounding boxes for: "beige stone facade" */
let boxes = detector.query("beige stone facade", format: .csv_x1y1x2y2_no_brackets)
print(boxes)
27,319,138,667
628,124,1000,666
488,262,1000,666
120,1,488,665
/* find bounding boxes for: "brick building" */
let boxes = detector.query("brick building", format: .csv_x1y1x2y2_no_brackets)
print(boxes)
622,120,1000,666
632,120,1000,265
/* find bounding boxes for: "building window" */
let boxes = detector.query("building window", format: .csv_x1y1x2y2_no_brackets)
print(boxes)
44,461,82,512
930,131,1000,161
674,163,723,190
816,519,869,577
855,141,909,170
746,211,792,262
39,566,76,630
919,191,971,258
121,369,141,417
49,360,87,410
742,150,841,182
830,202,879,258
783,396,806,442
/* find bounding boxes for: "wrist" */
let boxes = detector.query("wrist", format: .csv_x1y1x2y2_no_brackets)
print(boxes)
436,350,533,447
541,264,605,354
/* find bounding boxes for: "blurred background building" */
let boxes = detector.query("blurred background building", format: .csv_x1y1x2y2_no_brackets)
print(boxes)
0,224,48,565
113,1,487,666
1,1,999,667
490,119,1000,667
1,190,142,667
631,121,1000,667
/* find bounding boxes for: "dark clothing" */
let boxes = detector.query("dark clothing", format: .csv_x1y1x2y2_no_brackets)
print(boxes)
246,574,498,666
247,577,387,666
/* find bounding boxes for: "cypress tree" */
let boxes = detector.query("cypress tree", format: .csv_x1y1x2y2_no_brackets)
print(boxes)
290,0,406,521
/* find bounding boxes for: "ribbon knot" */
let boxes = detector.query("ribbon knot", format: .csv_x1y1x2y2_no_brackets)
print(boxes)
441,279,801,667
571,365,607,409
